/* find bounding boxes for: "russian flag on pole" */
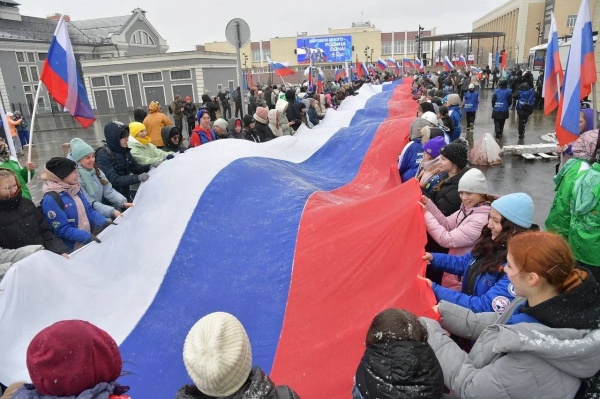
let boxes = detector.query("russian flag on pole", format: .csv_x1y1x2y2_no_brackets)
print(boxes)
386,58,396,67
377,58,387,71
470,66,482,74
402,57,414,68
40,15,95,128
266,56,295,77
355,60,364,78
394,61,401,75
362,62,370,77
0,81,437,399
543,13,564,116
443,56,454,71
414,57,424,72
458,54,467,67
557,0,597,145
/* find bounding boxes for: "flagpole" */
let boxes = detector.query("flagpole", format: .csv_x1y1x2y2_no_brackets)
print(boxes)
27,81,43,182
0,100,17,158
593,82,598,130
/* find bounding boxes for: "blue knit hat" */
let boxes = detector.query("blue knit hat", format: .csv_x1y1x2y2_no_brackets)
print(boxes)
196,109,209,124
491,193,534,228
69,138,94,162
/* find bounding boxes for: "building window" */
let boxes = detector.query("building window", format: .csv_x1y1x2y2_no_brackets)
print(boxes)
23,85,31,92
16,52,25,62
91,77,107,87
38,96,46,108
38,52,47,61
228,80,234,90
29,66,39,82
217,84,223,91
252,49,261,62
108,75,124,86
422,42,431,53
170,70,191,80
131,30,155,45
567,15,577,28
27,52,36,62
394,41,404,54
142,72,162,82
263,49,271,60
19,66,29,82
406,40,416,53
381,41,392,54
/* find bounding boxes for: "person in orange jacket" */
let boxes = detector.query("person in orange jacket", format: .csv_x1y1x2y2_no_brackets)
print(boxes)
142,101,172,147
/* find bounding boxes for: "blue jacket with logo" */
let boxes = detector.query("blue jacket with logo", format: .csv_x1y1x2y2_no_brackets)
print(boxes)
399,139,423,182
463,91,479,112
448,105,462,140
41,191,107,253
492,88,513,112
430,252,517,313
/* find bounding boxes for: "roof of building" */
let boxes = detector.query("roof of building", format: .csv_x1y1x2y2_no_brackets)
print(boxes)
0,0,20,5
0,14,131,44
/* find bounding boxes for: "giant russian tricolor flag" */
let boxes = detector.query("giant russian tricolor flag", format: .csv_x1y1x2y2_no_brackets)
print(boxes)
0,80,436,399
40,15,95,128
266,56,295,77
543,13,564,116
557,0,597,145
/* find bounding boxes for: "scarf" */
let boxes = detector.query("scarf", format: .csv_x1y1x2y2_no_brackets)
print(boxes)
78,165,98,197
133,135,152,146
0,143,10,163
42,172,91,248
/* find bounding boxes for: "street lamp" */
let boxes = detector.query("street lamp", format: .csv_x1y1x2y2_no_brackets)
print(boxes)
364,46,369,63
515,42,519,67
415,25,424,60
536,22,543,45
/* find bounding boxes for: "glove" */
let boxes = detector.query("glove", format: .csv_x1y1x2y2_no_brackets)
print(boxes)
151,161,162,168
179,149,186,154
166,154,175,160
88,235,101,244
102,220,118,229
138,173,149,182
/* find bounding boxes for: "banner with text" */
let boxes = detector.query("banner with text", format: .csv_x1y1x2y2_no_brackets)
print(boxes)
296,35,352,63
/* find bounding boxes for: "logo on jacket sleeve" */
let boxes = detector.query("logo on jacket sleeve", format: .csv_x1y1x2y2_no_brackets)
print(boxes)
508,283,516,297
47,211,56,219
492,296,510,313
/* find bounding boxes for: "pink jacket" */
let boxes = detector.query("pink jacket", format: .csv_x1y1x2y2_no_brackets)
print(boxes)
425,200,491,256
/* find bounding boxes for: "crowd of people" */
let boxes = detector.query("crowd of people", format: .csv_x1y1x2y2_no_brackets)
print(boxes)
1,70,599,399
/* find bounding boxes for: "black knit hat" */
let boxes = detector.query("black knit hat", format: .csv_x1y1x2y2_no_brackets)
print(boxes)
45,157,77,180
440,141,469,169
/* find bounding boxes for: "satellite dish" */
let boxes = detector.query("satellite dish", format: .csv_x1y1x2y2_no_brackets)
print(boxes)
225,18,250,49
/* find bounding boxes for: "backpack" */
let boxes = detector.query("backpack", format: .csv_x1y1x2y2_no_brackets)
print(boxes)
38,191,65,214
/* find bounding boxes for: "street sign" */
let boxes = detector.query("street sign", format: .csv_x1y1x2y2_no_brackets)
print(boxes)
225,18,250,115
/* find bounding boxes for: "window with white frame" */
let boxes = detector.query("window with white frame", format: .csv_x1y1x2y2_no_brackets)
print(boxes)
37,96,46,107
567,15,577,28
170,70,191,80
142,72,162,82
91,77,107,87
422,42,431,53
19,66,29,82
29,66,39,82
406,40,416,53
252,49,261,62
381,42,392,54
38,53,47,61
263,49,271,60
394,41,404,54
15,52,25,62
109,75,124,86
27,52,36,62
131,30,155,45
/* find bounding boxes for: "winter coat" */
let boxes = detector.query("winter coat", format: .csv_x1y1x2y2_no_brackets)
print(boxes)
276,99,293,136
425,202,491,256
227,117,244,139
307,106,320,126
175,367,299,399
285,101,303,132
353,341,444,399
184,102,197,123
203,100,220,121
171,99,184,119
423,271,600,399
267,109,282,137
41,190,107,253
546,158,591,239
448,105,462,140
243,129,261,143
96,122,151,202
189,126,216,148
491,87,512,119
0,159,34,200
127,136,168,166
398,139,423,182
161,126,185,152
569,162,600,267
143,103,173,147
462,91,479,112
428,169,469,216
254,121,276,142
0,193,67,254
429,251,516,313
12,382,128,399
67,154,127,219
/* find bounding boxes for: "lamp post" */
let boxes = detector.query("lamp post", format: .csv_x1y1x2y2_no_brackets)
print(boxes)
415,25,424,61
515,42,519,67
536,22,542,45
364,46,369,63
242,53,248,89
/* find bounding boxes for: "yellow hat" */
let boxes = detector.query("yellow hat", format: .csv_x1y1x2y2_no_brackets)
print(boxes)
128,122,146,137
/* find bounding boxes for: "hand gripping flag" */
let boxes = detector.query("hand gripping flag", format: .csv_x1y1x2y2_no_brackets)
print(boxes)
266,56,295,77
543,13,564,116
557,0,597,145
40,15,95,128
0,80,438,399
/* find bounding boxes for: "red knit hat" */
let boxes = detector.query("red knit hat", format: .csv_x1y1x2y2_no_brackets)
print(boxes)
26,320,122,396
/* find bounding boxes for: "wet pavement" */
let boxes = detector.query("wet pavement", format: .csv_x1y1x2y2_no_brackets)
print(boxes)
18,87,559,226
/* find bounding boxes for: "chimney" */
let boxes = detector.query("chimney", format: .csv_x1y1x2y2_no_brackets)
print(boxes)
0,0,22,22
46,13,70,22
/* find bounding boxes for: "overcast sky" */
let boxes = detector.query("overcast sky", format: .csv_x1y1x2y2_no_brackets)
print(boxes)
18,0,505,51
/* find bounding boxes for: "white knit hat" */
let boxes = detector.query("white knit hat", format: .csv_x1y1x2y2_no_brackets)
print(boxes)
458,168,488,194
421,111,438,126
183,312,252,397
